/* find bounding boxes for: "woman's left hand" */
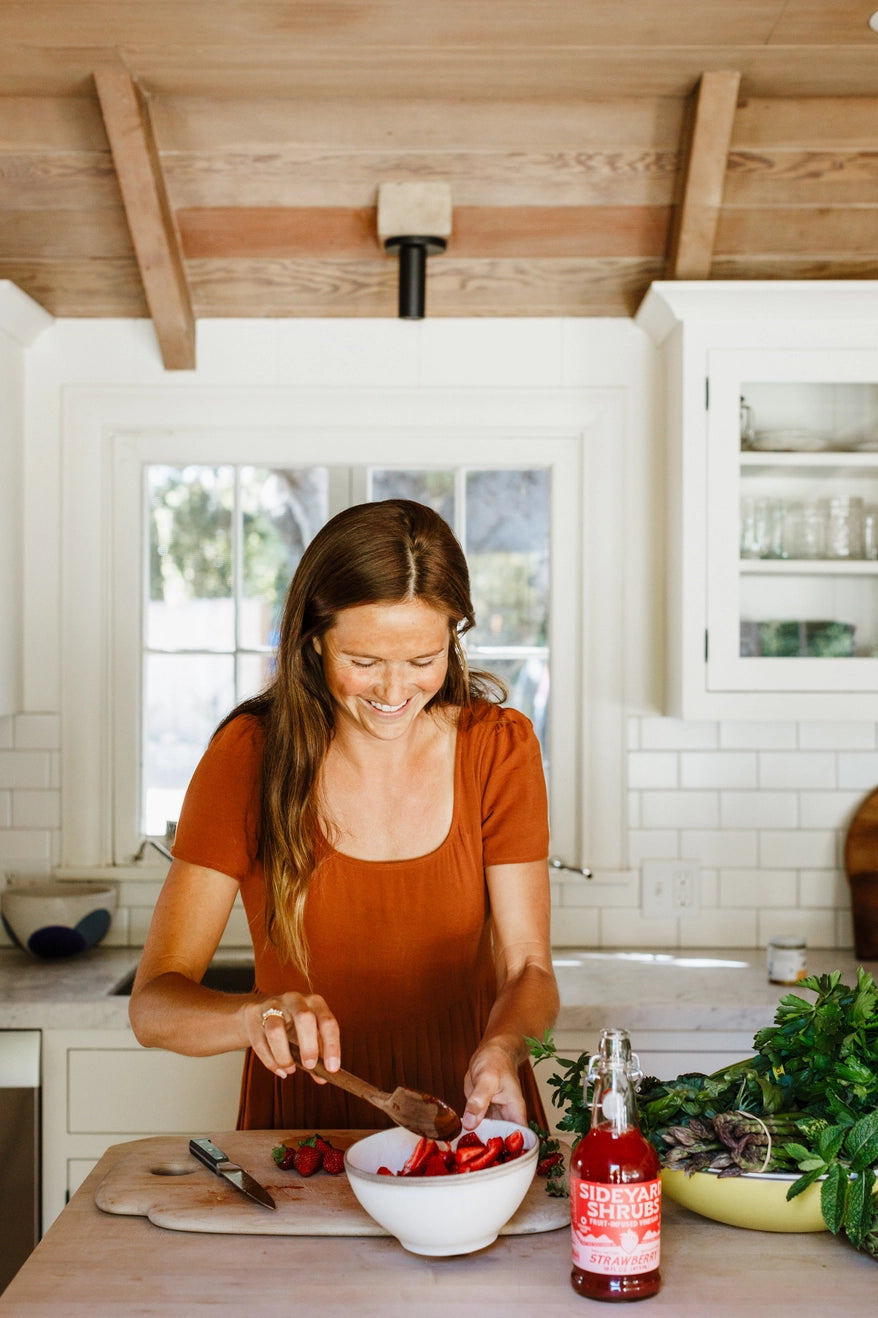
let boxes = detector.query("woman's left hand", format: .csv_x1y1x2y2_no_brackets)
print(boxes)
461,1040,526,1130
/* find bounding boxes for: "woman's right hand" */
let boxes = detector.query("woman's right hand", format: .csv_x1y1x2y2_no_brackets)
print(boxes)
244,992,341,1081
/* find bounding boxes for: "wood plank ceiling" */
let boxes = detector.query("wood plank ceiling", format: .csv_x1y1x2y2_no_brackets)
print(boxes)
2,1,878,367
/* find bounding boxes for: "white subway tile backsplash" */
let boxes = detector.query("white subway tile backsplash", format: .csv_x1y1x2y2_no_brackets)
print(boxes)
552,906,600,947
757,909,836,947
797,791,862,830
0,717,13,750
720,791,798,829
626,831,680,866
627,791,641,828
682,910,758,947
799,722,877,750
600,908,678,948
12,790,60,829
680,830,758,868
719,869,797,908
759,829,837,869
838,753,878,790
798,870,847,909
0,751,52,789
759,752,836,790
628,752,678,789
719,722,797,750
681,752,757,789
640,718,718,751
0,830,52,864
0,792,10,828
642,791,719,829
13,713,60,750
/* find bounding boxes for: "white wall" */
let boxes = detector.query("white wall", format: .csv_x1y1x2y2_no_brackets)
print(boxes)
0,308,868,951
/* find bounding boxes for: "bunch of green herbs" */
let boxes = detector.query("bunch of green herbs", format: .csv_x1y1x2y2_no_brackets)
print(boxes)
529,968,878,1258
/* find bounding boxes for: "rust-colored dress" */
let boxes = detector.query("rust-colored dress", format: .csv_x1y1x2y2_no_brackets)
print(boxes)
172,700,551,1130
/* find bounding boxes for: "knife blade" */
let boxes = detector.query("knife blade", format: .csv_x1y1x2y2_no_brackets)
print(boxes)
189,1137,277,1210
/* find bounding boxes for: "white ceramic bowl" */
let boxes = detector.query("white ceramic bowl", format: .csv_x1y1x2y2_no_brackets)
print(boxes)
1,881,117,958
344,1119,538,1256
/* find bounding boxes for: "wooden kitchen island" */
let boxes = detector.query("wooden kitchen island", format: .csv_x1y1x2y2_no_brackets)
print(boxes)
1,1137,875,1316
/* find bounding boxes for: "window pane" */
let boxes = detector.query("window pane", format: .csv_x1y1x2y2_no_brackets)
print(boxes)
471,653,549,762
240,467,330,649
465,470,549,649
370,469,455,525
148,465,235,651
144,653,235,834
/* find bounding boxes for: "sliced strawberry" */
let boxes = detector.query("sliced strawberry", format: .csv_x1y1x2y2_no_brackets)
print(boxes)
401,1136,437,1176
377,1166,394,1176
458,1136,503,1173
454,1144,487,1168
455,1132,485,1150
422,1153,451,1177
537,1151,564,1176
503,1130,525,1159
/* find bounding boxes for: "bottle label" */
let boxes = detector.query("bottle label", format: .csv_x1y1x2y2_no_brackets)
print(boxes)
570,1173,661,1276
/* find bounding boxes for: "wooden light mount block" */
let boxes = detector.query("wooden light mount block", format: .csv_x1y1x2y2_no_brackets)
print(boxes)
377,182,452,320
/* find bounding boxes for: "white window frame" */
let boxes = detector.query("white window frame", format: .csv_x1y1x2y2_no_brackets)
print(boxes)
60,385,628,876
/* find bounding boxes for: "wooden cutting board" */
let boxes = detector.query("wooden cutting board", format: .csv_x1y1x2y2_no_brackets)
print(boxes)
845,785,878,877
94,1130,570,1237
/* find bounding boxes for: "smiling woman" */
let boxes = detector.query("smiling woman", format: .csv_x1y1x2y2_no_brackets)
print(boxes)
128,498,560,1141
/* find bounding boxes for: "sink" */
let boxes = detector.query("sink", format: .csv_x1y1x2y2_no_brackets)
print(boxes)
111,960,256,995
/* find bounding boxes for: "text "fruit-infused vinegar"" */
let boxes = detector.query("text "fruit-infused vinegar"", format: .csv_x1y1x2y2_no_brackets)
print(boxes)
569,1027,661,1302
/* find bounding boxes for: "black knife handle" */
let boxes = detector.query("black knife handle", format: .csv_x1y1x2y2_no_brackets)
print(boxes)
190,1137,233,1172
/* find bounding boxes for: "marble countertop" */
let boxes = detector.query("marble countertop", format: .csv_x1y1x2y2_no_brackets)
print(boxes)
0,945,869,1034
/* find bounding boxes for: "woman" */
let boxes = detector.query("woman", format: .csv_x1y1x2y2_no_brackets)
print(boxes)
129,498,559,1133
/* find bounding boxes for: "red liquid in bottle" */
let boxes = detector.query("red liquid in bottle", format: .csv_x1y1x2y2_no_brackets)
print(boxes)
570,1125,661,1301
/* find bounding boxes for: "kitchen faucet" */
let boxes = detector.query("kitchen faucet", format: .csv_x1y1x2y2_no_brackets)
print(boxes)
131,837,174,863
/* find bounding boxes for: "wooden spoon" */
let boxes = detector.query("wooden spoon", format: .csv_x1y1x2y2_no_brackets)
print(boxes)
289,1042,462,1141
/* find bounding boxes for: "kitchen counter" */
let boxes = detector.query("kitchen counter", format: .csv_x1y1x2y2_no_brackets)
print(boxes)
0,944,868,1032
1,1138,875,1316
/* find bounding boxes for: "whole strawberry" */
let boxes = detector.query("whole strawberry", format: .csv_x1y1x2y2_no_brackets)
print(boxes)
322,1146,346,1175
293,1144,323,1177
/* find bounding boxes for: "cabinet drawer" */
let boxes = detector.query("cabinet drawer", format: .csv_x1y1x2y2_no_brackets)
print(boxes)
67,1048,243,1133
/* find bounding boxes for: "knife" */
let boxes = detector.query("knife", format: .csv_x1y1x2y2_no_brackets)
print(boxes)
189,1137,277,1210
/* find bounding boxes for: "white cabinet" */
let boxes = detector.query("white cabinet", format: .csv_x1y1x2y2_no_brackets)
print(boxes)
0,284,52,714
41,1029,242,1229
637,281,878,720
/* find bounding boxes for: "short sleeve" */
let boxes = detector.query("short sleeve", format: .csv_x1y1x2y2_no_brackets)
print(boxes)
468,706,550,867
172,714,264,881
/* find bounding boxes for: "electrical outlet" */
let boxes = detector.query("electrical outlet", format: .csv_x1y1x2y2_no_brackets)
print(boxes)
641,860,701,919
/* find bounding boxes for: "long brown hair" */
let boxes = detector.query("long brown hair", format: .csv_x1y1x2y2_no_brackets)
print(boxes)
220,499,504,974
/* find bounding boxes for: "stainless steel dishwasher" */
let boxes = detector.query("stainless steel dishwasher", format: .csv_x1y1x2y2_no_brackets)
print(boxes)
0,1031,40,1294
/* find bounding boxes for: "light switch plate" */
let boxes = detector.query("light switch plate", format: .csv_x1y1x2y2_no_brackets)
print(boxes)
641,859,701,919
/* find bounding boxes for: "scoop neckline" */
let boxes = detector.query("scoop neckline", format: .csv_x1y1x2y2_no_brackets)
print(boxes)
318,713,464,866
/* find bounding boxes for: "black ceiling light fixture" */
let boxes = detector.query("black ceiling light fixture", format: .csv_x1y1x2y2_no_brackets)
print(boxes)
377,182,452,320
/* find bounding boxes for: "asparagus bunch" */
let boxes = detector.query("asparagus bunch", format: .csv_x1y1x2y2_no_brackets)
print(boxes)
660,1111,825,1178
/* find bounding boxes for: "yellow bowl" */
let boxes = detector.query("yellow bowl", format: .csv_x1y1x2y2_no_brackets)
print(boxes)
661,1168,826,1233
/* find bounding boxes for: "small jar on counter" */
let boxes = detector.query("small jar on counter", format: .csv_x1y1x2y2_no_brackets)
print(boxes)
767,936,807,985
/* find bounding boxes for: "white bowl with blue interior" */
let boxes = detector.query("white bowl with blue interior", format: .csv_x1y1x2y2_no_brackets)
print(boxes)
1,880,117,958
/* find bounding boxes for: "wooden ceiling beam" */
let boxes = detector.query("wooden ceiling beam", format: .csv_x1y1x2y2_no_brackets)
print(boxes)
94,68,194,369
667,69,741,280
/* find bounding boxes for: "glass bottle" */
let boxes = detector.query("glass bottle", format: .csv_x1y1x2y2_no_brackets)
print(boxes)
570,1028,662,1302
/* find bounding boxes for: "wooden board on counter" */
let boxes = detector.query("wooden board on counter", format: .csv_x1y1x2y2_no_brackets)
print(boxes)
94,1129,570,1237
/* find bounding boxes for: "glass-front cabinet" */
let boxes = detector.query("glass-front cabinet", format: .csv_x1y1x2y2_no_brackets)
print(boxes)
637,283,878,719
